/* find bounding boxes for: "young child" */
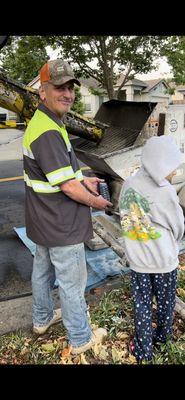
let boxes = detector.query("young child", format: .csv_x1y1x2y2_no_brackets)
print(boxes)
119,135,185,363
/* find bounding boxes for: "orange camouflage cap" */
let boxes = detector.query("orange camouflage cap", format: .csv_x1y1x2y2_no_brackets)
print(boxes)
40,59,81,87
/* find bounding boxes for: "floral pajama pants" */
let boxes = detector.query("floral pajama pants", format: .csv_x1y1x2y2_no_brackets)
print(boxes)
130,269,177,362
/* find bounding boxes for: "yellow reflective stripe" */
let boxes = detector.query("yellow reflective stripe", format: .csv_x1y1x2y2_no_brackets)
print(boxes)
66,142,71,152
46,166,75,186
23,147,35,159
24,172,31,187
60,127,71,152
24,172,61,193
23,110,72,153
75,169,83,181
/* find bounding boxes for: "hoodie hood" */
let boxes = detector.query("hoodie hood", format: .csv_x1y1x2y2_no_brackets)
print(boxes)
141,135,182,185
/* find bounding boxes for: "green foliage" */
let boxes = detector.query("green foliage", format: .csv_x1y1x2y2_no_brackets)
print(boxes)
45,35,167,99
177,270,185,290
177,270,185,301
162,36,185,85
0,36,48,84
71,86,85,115
0,274,184,365
0,35,172,99
91,275,133,338
165,87,175,95
153,336,185,364
88,86,105,96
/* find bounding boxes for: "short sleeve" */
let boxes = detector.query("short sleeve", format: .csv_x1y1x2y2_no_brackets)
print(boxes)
31,130,76,186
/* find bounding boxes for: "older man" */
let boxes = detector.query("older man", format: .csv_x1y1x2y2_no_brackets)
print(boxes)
23,59,112,354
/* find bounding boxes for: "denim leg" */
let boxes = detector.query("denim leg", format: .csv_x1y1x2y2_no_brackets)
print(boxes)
49,243,92,347
131,271,153,361
32,245,56,326
153,269,177,343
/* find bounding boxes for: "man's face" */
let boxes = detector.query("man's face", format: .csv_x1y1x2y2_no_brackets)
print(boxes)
39,81,75,118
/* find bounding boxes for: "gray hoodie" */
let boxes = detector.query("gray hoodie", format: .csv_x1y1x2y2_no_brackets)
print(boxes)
119,135,185,273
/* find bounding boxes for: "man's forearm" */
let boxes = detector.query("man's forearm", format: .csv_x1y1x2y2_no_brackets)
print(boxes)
60,179,112,210
60,179,98,207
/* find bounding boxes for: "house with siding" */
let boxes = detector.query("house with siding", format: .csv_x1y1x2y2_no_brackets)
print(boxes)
0,72,171,125
28,74,170,123
28,75,108,119
163,85,185,149
114,76,171,136
0,106,17,122
171,85,185,104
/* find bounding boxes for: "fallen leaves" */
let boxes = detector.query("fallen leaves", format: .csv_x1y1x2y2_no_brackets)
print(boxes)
41,343,56,353
20,347,29,356
179,265,185,271
61,345,72,358
111,347,125,363
116,331,129,340
0,274,185,365
177,288,185,298
128,354,137,364
80,353,89,364
92,342,102,357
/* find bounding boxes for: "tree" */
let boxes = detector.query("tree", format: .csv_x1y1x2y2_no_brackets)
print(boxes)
0,35,171,99
161,36,185,85
71,86,85,115
0,36,85,115
0,36,48,84
47,35,167,99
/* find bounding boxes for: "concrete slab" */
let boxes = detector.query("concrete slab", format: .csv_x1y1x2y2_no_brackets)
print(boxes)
0,290,61,335
0,128,23,145
0,296,33,334
0,136,23,161
0,275,124,335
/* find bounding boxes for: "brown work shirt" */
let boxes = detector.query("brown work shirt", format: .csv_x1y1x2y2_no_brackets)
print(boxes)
23,103,93,247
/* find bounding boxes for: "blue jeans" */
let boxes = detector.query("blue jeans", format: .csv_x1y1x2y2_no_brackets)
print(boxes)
32,243,92,347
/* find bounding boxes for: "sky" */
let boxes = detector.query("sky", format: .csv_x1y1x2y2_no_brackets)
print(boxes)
135,57,173,81
47,47,60,60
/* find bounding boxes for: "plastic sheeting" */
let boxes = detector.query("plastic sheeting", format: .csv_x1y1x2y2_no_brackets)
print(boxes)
14,226,185,291
14,227,129,291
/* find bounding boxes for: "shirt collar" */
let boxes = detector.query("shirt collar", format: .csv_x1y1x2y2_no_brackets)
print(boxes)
38,103,65,128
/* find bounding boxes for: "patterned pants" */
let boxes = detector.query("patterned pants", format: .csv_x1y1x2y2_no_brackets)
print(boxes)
130,269,177,362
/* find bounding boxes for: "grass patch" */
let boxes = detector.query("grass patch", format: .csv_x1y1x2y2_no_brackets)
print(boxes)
177,254,185,301
0,274,184,365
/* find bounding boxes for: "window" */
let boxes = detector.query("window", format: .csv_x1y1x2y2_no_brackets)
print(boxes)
82,95,92,112
85,103,91,112
0,113,6,122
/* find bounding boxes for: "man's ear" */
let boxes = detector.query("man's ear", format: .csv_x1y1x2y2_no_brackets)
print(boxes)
39,85,46,101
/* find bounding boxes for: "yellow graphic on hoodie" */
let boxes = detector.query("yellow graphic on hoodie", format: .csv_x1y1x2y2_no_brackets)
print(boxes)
120,188,161,241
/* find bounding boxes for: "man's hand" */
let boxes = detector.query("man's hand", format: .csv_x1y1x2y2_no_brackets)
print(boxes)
94,195,113,210
83,176,104,195
60,178,113,210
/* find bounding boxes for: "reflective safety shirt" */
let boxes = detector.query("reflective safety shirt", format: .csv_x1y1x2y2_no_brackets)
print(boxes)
23,103,93,246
